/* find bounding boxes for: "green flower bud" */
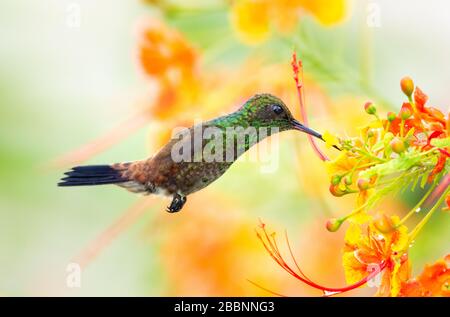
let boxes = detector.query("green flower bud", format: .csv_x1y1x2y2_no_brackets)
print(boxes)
343,175,353,186
331,175,342,186
399,103,413,120
326,218,343,232
329,184,346,197
387,112,397,122
357,178,370,191
364,102,377,115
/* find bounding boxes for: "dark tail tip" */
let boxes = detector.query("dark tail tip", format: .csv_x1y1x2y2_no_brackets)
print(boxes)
58,165,128,187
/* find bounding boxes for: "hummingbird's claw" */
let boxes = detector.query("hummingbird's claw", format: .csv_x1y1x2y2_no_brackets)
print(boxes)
166,194,187,213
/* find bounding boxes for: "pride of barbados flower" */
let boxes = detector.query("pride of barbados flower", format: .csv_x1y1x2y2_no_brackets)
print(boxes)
256,55,449,297
256,221,449,296
325,77,449,230
324,77,449,296
342,216,410,296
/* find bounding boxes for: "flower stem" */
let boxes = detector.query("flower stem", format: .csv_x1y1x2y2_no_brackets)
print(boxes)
399,183,436,226
385,121,391,135
408,186,450,242
336,200,371,224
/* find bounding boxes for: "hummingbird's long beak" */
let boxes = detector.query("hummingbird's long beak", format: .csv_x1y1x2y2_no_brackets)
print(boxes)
291,119,341,151
291,119,324,140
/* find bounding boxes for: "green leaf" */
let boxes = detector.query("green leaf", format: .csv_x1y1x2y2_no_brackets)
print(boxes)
420,172,429,189
411,175,420,192
359,154,422,179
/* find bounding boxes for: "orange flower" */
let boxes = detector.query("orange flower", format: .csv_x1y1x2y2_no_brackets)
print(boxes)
385,117,419,137
399,255,450,297
428,152,449,183
414,87,447,127
323,77,449,220
343,216,410,296
138,19,197,79
137,18,201,120
384,85,448,140
157,194,291,296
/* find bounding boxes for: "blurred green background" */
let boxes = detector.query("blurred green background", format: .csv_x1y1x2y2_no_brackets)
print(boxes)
0,0,449,296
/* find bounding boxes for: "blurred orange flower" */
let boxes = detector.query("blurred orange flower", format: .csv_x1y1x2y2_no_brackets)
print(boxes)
137,19,201,121
156,193,288,296
138,20,197,78
52,18,203,166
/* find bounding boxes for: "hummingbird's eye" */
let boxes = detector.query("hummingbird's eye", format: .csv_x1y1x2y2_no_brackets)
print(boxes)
271,104,284,115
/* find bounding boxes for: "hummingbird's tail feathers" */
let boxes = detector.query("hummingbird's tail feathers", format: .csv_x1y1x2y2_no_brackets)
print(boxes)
58,165,129,187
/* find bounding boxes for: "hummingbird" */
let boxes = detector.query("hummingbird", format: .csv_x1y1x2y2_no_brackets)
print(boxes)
58,94,328,213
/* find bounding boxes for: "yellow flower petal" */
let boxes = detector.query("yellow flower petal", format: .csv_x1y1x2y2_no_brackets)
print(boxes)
325,151,358,178
342,251,366,285
344,223,363,246
390,260,411,296
349,210,372,224
368,120,383,129
270,0,301,34
389,216,409,252
322,130,340,148
300,0,347,26
230,0,270,45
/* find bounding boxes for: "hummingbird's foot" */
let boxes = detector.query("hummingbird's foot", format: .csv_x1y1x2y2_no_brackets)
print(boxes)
166,194,187,213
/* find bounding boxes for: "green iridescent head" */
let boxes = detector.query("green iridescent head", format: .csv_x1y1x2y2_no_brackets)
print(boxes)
239,93,323,138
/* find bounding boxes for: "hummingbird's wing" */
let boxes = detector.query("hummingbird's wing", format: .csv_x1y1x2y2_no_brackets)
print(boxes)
135,123,232,196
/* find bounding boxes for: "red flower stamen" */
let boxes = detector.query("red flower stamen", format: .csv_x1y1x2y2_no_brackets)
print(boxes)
422,130,444,151
292,52,329,161
428,153,448,183
256,222,386,296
